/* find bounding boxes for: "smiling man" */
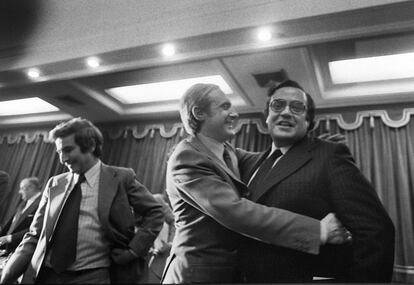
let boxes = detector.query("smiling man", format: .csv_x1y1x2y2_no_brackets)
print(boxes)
1,118,164,284
237,80,395,282
162,83,350,284
0,177,42,256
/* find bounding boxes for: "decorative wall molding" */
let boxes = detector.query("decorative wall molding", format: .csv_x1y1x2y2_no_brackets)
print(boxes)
314,108,414,130
1,108,414,144
0,130,50,144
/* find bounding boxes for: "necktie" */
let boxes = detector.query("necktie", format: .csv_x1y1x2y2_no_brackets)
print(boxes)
7,199,27,234
248,149,283,191
50,174,85,273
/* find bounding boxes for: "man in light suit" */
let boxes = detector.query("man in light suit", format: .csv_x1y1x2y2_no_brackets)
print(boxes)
0,177,42,256
162,83,350,284
237,80,395,282
1,118,164,284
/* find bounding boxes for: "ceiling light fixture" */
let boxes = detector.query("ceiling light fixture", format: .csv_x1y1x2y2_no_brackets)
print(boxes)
27,68,41,79
0,97,59,116
106,75,233,104
329,52,414,84
162,44,176,57
257,28,272,42
86,57,100,68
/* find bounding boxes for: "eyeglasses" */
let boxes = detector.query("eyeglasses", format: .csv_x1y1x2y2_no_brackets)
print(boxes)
269,99,307,115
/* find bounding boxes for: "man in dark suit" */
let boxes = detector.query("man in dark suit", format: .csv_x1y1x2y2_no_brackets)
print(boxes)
237,80,395,283
0,118,164,284
0,177,41,256
162,83,350,283
0,171,10,225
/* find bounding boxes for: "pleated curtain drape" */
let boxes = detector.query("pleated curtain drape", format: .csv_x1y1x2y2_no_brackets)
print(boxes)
0,116,413,282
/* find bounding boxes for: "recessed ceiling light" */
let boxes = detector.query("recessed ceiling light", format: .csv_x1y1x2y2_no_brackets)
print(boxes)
27,68,41,79
0,97,59,116
257,28,272,42
86,57,100,68
162,44,176,57
329,52,414,84
106,75,233,104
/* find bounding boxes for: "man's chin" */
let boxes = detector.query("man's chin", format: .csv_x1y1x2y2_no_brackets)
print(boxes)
66,165,78,173
226,130,236,139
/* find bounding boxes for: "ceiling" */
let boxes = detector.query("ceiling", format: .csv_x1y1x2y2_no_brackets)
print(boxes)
1,0,414,128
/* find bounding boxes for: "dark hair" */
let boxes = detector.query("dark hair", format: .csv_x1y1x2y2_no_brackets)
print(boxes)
49,117,103,157
264,80,315,131
180,83,219,135
23,177,41,192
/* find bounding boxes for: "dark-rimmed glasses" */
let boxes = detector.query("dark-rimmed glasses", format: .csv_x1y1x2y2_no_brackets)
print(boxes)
269,99,307,115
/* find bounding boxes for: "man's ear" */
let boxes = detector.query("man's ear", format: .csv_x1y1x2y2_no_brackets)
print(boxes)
87,139,96,154
191,107,206,121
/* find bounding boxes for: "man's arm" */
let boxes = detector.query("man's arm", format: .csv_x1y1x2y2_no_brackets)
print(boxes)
327,143,395,282
1,229,28,250
171,146,323,254
111,169,164,264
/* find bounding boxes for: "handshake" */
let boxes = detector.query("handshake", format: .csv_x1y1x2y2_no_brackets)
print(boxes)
322,213,352,244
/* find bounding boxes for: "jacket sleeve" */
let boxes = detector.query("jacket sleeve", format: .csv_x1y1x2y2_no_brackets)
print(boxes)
124,169,164,257
170,146,321,254
326,143,395,282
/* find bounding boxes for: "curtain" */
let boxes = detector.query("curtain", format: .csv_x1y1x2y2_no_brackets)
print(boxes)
102,129,184,195
0,137,64,224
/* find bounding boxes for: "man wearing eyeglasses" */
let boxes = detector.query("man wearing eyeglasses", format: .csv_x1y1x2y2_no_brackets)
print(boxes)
237,80,395,283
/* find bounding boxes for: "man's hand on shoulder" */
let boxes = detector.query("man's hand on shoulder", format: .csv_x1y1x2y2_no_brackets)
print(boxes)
318,133,347,144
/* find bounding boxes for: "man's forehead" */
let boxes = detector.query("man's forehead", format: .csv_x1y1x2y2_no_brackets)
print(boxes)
209,89,229,104
55,134,76,148
272,87,307,101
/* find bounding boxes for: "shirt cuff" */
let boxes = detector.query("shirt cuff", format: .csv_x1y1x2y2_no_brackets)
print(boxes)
320,221,327,244
128,248,139,258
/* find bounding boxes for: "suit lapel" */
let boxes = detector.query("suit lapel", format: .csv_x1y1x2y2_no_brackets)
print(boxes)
247,148,271,181
46,173,73,240
98,164,118,231
189,137,243,183
250,137,314,202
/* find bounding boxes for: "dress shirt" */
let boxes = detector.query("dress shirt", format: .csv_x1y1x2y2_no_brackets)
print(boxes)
45,160,111,270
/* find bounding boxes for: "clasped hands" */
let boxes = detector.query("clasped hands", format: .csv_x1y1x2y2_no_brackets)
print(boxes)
322,213,352,244
0,235,11,247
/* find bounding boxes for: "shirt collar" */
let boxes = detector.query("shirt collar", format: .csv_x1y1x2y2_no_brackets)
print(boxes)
75,160,101,186
270,143,291,157
197,133,225,161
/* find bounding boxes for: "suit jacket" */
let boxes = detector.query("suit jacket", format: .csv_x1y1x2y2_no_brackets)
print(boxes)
237,136,395,283
0,171,10,225
0,196,41,254
162,136,321,284
1,163,164,284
